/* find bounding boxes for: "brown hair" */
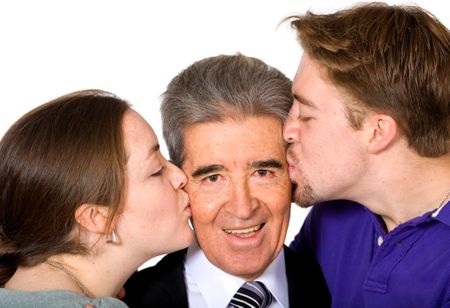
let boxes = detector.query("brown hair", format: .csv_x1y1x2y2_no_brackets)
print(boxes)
0,90,130,285
287,2,450,156
161,53,292,166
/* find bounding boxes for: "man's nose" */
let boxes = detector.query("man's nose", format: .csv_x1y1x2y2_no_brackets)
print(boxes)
225,180,256,219
283,116,301,144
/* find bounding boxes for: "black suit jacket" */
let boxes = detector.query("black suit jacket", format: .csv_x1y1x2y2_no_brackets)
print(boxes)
124,245,330,307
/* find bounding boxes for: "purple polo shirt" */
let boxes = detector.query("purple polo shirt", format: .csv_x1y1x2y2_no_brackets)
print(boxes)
290,200,450,308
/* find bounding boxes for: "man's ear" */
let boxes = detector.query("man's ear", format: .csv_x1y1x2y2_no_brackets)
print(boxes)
366,114,398,154
75,203,110,234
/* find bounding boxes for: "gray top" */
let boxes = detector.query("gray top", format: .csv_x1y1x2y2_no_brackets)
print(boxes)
0,288,128,308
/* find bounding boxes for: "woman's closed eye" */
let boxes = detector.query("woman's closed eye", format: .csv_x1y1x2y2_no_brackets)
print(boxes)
150,167,164,177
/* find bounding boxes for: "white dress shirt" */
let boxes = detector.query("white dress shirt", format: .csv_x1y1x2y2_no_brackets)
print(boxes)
185,240,289,308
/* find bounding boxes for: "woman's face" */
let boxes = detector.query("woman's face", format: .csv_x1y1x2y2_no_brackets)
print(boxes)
116,110,193,259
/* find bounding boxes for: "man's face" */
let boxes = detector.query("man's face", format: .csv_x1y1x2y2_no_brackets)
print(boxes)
182,116,291,280
283,53,368,207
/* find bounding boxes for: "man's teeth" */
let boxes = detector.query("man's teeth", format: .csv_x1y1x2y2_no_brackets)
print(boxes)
224,224,263,235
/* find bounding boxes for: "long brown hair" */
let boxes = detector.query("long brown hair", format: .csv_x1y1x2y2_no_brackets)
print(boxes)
0,90,130,285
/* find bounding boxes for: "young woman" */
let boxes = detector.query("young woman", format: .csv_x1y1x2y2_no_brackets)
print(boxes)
0,90,193,307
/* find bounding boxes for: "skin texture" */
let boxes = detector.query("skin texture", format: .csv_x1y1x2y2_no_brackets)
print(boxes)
182,116,291,280
116,110,193,259
284,54,368,208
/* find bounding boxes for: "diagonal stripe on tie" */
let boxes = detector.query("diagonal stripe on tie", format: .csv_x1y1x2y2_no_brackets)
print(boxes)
229,281,273,308
234,291,261,305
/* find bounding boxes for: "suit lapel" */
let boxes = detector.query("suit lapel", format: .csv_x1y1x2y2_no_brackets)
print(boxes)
284,245,331,307
161,249,190,307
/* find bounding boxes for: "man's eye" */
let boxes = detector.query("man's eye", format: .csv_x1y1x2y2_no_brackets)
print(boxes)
206,174,219,182
297,110,312,122
256,170,270,176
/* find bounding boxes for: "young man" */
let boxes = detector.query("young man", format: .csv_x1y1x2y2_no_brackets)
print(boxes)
124,54,330,307
284,3,450,307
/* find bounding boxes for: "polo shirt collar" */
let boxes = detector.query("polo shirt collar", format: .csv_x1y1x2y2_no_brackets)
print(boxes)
431,200,450,226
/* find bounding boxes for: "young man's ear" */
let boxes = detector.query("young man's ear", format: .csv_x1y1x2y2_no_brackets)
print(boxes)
366,114,398,154
75,203,110,234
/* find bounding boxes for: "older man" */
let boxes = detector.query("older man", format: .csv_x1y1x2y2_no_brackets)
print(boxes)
123,54,330,307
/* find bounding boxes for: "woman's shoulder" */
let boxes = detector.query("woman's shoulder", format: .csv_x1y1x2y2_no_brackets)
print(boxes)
0,288,128,308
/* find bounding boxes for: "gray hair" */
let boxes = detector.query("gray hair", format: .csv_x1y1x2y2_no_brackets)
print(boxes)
161,53,292,166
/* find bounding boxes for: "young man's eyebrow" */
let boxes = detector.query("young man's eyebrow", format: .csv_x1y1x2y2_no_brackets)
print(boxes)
293,93,318,109
191,164,224,178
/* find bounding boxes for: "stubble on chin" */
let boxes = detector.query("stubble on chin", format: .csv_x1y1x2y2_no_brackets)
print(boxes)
287,149,316,208
293,182,315,208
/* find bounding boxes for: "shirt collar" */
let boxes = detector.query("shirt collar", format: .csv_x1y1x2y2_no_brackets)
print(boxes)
185,240,288,308
369,200,450,231
431,200,450,225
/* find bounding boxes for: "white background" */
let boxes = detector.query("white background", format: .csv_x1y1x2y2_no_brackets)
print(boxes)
1,0,448,267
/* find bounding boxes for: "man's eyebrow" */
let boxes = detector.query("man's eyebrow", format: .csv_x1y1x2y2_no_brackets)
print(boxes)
251,159,283,169
191,164,224,178
293,93,318,109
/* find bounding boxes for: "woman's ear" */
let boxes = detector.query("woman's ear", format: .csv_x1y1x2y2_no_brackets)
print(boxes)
75,204,110,234
366,114,398,154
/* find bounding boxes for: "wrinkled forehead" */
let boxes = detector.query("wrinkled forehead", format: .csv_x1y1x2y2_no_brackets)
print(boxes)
182,116,286,167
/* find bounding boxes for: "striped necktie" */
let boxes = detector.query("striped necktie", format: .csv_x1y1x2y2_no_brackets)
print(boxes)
228,281,274,308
